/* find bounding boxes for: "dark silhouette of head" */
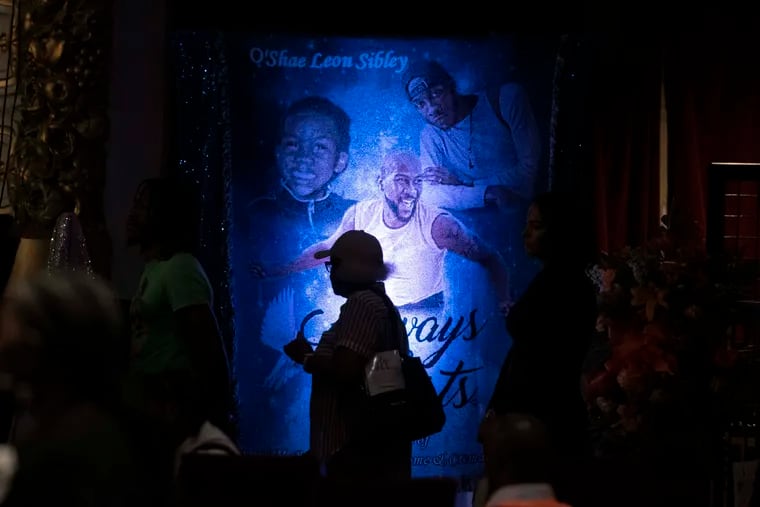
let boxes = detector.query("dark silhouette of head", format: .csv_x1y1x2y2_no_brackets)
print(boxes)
524,191,594,267
481,412,555,492
126,177,201,259
314,230,390,298
0,273,126,410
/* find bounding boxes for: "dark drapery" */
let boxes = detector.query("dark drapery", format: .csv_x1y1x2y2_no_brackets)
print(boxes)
588,35,663,253
664,31,760,241
506,29,760,256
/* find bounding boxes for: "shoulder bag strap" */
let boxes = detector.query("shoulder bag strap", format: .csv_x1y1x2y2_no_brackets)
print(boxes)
369,287,404,352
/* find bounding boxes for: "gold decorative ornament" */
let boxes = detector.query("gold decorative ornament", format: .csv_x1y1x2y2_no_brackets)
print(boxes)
5,0,113,278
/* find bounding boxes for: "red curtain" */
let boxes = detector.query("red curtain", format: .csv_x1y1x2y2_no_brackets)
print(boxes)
590,36,663,253
664,31,760,243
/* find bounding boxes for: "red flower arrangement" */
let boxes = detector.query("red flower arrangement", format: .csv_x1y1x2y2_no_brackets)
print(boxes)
581,215,745,457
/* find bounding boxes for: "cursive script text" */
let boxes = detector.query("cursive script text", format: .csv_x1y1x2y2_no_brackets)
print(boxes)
249,48,409,73
404,310,486,369
438,360,482,408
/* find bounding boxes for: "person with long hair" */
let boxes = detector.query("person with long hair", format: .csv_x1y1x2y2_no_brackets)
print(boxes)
482,191,597,461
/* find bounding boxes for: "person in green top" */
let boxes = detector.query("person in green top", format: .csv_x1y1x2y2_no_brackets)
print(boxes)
125,177,234,441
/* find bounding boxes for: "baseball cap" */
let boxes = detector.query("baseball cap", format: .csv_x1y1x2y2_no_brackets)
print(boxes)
402,60,454,102
314,230,389,283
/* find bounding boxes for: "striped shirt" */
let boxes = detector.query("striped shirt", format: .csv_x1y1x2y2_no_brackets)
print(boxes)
309,282,408,462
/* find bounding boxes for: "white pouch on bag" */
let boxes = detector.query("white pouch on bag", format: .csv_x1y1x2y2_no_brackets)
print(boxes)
364,349,405,396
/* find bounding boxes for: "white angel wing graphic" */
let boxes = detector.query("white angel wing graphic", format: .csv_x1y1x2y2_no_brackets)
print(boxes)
264,354,301,391
259,287,296,351
260,287,300,390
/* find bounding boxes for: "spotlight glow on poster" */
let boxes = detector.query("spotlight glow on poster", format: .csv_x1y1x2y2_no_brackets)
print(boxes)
225,32,552,486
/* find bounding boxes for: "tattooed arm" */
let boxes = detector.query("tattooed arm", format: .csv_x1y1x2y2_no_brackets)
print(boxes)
430,213,511,310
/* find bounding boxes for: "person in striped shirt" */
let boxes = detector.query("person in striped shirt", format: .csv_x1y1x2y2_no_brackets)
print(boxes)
282,229,412,483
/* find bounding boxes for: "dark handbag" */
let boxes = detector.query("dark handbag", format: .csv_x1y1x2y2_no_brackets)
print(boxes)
397,354,446,441
350,291,446,442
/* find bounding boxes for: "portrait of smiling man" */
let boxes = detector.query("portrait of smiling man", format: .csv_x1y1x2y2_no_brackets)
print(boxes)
273,150,511,318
